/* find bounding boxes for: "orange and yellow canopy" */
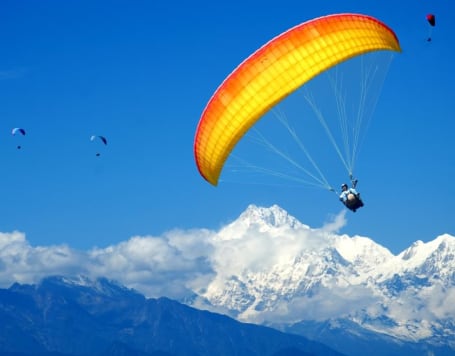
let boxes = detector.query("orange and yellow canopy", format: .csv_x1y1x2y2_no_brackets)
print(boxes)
194,13,401,186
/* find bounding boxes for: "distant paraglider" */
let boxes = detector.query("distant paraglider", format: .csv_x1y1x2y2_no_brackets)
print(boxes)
12,127,26,149
426,14,436,27
90,135,107,156
426,14,436,42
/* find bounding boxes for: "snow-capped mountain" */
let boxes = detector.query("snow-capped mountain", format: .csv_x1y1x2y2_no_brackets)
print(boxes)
188,204,455,353
1,204,453,354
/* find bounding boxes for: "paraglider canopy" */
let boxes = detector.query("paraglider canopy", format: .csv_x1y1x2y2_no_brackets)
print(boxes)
90,135,107,145
426,14,436,41
12,128,26,136
426,14,436,27
194,13,401,186
90,135,107,156
12,127,26,149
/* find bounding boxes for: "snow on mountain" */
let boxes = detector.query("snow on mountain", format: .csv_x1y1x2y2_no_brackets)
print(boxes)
398,234,455,274
189,204,455,347
41,275,134,297
216,204,307,241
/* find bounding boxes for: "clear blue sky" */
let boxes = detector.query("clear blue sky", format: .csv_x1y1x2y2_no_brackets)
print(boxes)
1,0,453,254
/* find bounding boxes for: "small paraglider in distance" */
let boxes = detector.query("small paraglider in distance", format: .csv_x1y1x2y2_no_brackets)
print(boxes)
426,14,436,42
12,127,26,149
90,135,107,156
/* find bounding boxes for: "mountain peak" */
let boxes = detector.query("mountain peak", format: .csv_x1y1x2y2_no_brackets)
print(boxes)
30,275,142,299
398,234,455,267
216,204,306,241
239,204,303,229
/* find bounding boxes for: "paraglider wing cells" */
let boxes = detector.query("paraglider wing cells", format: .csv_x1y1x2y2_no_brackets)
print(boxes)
193,13,401,186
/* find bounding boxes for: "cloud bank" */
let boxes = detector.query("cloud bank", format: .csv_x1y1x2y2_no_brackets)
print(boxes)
0,229,214,299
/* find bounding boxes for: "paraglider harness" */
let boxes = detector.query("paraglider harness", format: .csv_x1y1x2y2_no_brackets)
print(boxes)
339,178,364,213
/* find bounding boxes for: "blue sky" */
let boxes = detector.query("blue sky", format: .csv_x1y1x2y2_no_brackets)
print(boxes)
0,0,453,255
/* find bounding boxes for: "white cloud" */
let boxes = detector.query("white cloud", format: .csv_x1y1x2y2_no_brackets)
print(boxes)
321,210,347,233
0,231,84,286
0,229,215,300
87,230,215,298
211,219,330,278
246,284,380,324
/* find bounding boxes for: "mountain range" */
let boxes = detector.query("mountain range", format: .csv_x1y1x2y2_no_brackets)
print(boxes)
0,275,342,356
183,205,455,355
1,204,455,355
